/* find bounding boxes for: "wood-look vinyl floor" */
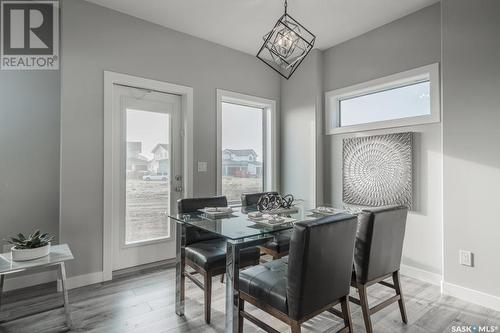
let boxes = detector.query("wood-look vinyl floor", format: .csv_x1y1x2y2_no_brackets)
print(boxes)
0,264,499,333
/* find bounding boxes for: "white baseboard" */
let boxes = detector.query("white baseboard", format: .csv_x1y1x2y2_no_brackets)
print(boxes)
2,269,104,292
443,282,500,312
3,271,58,292
65,271,104,290
400,264,443,286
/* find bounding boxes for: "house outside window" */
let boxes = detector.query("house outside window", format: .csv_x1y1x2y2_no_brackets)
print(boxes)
149,143,169,175
222,149,263,178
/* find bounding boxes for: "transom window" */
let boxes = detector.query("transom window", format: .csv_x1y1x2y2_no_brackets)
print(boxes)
326,63,440,134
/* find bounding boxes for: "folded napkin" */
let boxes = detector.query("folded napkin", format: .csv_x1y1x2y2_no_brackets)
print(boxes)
262,214,284,223
248,212,263,218
317,206,336,213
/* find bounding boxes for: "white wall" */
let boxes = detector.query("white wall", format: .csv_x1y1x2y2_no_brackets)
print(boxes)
59,0,280,277
0,72,60,244
442,0,500,302
321,4,443,277
280,49,323,206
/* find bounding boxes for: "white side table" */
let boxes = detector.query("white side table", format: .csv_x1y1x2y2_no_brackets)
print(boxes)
0,244,74,328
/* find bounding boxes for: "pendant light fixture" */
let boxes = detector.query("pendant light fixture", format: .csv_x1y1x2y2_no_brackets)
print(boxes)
256,0,316,79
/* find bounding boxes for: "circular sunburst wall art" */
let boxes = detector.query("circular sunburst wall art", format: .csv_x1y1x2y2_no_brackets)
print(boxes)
343,132,413,208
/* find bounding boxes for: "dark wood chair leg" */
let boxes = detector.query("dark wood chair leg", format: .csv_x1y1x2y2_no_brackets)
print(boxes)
220,274,224,283
358,283,374,333
238,297,245,333
393,270,408,324
204,272,212,324
340,295,353,332
290,320,301,333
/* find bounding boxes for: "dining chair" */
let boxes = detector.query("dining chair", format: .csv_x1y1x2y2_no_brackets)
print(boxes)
238,214,358,333
177,196,260,324
241,192,291,260
350,206,408,333
240,191,279,206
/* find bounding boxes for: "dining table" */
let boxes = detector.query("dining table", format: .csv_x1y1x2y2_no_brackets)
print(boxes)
170,201,337,332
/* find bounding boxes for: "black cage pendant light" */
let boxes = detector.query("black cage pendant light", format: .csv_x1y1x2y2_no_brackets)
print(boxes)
256,0,316,79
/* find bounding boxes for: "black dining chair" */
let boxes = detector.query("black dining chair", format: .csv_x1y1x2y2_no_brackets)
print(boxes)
238,213,358,333
350,206,409,333
177,196,260,324
241,192,291,260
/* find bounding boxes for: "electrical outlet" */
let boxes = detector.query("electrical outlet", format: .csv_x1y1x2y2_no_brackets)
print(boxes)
460,250,473,267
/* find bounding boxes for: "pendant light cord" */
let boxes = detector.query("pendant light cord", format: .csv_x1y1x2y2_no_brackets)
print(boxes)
284,0,287,14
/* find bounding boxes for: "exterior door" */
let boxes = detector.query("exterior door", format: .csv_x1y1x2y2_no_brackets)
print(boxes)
112,85,182,271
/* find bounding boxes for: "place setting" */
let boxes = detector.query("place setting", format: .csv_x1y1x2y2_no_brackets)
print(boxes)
246,193,300,227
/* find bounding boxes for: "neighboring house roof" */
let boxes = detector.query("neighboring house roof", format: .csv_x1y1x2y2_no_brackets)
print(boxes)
151,143,169,153
137,154,149,161
222,160,262,167
223,149,257,157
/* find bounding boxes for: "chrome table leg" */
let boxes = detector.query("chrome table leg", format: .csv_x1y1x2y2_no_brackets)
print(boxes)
175,221,186,316
58,262,73,329
225,241,241,333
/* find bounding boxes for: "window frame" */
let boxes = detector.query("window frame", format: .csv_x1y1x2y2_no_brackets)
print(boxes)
325,63,440,135
216,89,278,205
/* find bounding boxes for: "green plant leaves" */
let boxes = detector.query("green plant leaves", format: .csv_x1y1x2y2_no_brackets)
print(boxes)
5,230,54,249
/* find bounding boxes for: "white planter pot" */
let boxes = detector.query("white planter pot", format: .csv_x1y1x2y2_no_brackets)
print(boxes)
11,243,50,261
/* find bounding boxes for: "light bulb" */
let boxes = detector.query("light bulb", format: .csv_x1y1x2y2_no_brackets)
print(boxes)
275,28,298,58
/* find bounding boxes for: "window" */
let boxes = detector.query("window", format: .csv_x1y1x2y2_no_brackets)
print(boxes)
326,63,440,134
217,90,277,205
125,109,170,244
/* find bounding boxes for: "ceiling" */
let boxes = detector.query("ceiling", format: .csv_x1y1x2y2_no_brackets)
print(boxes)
85,0,439,55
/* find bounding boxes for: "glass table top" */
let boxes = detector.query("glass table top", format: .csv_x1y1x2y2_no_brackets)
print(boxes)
0,244,74,274
169,202,320,241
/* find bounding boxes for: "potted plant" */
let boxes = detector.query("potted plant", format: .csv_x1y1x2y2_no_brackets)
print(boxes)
7,230,54,261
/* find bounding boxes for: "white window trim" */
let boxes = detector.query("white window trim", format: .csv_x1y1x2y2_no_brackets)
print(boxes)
103,71,194,282
325,63,440,135
216,89,278,204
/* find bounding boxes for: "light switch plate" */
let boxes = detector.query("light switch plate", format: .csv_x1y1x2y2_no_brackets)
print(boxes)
198,161,208,172
459,250,473,267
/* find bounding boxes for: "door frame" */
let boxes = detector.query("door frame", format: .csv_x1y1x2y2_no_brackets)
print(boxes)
103,71,193,281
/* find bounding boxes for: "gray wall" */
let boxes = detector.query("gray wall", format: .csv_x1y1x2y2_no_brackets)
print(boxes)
322,4,443,275
442,0,500,296
0,71,60,246
280,49,323,206
59,0,280,277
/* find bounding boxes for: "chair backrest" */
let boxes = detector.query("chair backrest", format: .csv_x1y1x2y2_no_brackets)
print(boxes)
286,214,358,320
177,196,227,245
353,206,408,284
240,192,279,207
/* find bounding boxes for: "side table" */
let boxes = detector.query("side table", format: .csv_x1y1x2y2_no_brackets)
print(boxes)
0,244,74,328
